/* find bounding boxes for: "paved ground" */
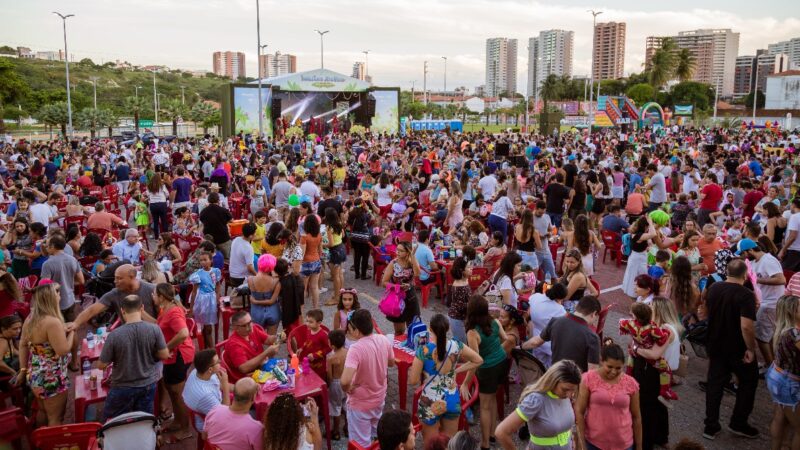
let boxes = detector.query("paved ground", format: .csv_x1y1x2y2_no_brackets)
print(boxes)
48,249,779,450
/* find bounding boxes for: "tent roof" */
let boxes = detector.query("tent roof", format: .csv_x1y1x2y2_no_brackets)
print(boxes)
251,68,371,92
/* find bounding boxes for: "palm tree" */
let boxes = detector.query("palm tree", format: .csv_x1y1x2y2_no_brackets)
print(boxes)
190,102,219,135
159,99,188,136
98,109,118,137
123,96,149,134
674,49,696,82
37,102,69,137
539,74,561,112
76,108,103,139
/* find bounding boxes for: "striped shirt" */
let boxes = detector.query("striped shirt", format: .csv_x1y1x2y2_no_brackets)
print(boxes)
182,369,222,431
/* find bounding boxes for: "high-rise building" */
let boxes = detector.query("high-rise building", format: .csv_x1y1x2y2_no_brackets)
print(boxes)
734,50,791,99
259,51,297,78
352,62,366,80
527,30,573,99
485,38,518,97
644,29,739,96
592,22,626,80
212,51,246,80
768,37,800,70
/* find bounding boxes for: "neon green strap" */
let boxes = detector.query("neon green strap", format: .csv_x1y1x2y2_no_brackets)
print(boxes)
530,429,571,446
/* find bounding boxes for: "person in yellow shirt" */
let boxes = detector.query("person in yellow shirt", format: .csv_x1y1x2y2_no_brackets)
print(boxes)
251,210,267,257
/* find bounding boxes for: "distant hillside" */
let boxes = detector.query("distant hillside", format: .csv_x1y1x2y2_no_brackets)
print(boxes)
1,55,231,121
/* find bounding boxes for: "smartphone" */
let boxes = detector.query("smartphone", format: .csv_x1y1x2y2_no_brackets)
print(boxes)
302,404,311,418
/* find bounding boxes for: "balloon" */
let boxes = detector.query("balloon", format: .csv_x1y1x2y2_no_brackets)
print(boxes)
648,210,670,227
299,195,311,204
287,194,300,206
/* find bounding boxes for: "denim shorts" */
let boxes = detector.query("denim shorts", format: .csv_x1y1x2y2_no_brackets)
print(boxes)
103,383,157,420
301,260,322,276
766,364,800,408
329,244,347,265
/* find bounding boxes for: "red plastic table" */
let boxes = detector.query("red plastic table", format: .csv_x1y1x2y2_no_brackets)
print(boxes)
435,259,454,295
74,369,108,423
254,370,331,450
80,339,103,363
392,336,415,411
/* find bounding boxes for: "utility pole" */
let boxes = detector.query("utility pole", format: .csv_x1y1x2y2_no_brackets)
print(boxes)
315,30,329,69
441,56,447,95
410,80,416,103
152,68,158,124
135,85,142,99
423,61,428,105
180,86,186,105
713,76,720,123
89,76,99,109
752,62,759,123
256,0,264,138
53,11,75,138
587,9,603,130
363,50,370,80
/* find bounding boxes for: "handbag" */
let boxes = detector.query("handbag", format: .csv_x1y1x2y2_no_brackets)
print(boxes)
379,283,406,318
676,344,689,378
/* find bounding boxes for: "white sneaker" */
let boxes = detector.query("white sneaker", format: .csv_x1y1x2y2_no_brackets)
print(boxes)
319,287,329,294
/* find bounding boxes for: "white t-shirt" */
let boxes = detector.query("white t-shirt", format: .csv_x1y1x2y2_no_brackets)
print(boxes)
662,324,681,371
374,184,394,207
299,181,320,203
29,202,57,228
528,293,566,367
788,212,800,251
229,236,255,279
478,175,498,199
753,253,785,307
490,197,513,219
496,275,518,307
648,173,667,203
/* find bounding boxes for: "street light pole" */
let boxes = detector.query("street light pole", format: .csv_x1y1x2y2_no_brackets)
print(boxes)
152,69,158,125
53,12,75,138
180,86,185,105
441,56,447,95
256,0,264,138
135,85,142,99
752,62,759,123
89,76,99,110
423,61,428,106
362,50,370,80
315,30,330,69
587,9,603,130
713,76,720,123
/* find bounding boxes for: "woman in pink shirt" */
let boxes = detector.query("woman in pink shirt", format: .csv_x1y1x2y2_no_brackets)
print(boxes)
575,343,643,450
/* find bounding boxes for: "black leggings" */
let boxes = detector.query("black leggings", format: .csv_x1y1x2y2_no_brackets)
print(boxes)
351,241,370,278
150,202,168,239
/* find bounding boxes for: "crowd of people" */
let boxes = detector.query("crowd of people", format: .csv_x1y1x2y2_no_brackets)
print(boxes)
0,123,798,450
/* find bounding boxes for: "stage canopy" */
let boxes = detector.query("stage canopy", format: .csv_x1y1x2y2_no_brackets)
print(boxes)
250,68,372,92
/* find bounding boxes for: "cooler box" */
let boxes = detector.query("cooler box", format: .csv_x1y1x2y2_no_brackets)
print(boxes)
228,219,249,237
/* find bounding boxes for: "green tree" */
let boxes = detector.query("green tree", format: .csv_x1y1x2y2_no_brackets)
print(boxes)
599,79,626,96
743,90,765,109
159,98,188,135
0,59,31,133
648,49,674,89
2,106,28,127
201,109,221,135
98,109,118,137
36,102,69,136
626,83,656,106
76,107,104,138
0,46,16,55
189,101,219,134
123,95,149,134
669,81,714,111
674,49,696,82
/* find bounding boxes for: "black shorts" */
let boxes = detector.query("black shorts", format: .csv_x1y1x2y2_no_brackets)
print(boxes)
476,359,508,394
163,352,189,385
329,244,347,265
61,304,78,323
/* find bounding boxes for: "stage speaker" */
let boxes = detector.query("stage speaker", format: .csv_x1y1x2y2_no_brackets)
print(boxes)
365,95,376,118
272,98,282,117
495,143,510,157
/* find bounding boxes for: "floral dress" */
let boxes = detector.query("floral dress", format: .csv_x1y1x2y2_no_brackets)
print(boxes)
416,339,463,425
189,267,221,326
28,342,70,399
676,247,702,281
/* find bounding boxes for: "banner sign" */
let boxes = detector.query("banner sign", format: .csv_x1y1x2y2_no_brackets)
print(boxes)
674,104,693,116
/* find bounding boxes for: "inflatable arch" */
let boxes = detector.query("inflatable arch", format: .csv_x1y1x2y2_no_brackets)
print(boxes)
639,102,665,127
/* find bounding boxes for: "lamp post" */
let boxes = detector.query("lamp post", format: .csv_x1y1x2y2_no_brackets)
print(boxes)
587,9,603,130
53,11,74,138
180,86,186,105
89,76,99,109
315,30,330,69
135,85,142,99
442,56,447,95
256,0,264,138
713,76,720,124
152,69,158,124
362,50,370,81
752,62,759,123
423,61,429,106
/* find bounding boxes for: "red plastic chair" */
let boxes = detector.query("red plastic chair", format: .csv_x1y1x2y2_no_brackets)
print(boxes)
590,278,601,297
0,406,32,450
214,340,235,380
186,407,207,450
187,317,205,351
394,231,414,244
347,441,380,450
594,303,616,342
467,266,491,291
601,230,623,267
32,422,102,450
204,441,222,450
370,244,390,286
18,274,38,304
411,369,480,432
783,269,795,287
415,266,444,308
286,324,331,357
175,234,203,261
0,375,24,408
65,215,87,235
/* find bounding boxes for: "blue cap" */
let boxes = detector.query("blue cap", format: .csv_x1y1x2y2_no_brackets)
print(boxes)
568,154,576,161
735,238,758,255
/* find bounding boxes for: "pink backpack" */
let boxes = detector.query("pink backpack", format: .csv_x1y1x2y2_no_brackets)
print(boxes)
379,283,406,318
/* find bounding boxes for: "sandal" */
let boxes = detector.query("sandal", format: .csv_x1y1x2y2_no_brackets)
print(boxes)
331,431,341,441
158,412,174,423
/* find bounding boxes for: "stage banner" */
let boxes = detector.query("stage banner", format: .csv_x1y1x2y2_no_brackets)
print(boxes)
370,90,400,134
232,86,272,137
674,104,693,116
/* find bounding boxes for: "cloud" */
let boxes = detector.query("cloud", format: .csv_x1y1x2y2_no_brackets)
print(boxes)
2,0,799,92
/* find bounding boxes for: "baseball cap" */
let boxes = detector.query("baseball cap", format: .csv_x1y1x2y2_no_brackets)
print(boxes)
735,238,758,255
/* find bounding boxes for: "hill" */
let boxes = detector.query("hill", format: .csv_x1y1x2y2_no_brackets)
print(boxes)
0,55,231,123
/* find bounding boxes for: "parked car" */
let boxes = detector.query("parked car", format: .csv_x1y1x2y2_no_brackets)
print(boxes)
120,131,176,147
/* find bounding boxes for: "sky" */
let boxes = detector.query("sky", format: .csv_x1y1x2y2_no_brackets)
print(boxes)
3,0,800,93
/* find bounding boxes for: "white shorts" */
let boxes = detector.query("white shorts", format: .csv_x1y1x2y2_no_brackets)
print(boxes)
756,305,777,343
346,404,383,447
611,186,624,199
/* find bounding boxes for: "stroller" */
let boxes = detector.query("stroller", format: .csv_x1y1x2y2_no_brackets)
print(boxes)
98,411,159,450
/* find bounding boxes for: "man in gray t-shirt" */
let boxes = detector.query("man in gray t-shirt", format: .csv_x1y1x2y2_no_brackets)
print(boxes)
99,295,168,419
41,236,84,311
